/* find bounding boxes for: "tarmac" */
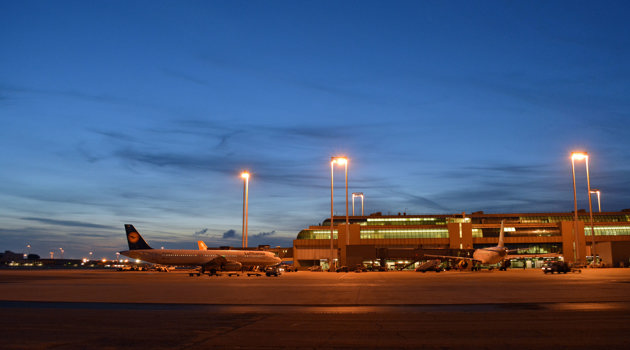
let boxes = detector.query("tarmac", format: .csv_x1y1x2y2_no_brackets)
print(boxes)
2,268,630,349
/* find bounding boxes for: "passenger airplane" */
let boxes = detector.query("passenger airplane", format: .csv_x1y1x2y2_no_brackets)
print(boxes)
425,220,560,270
119,224,281,275
426,220,511,268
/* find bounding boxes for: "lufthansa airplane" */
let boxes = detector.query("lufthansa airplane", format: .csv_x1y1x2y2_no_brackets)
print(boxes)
425,220,559,270
425,220,512,269
119,224,281,274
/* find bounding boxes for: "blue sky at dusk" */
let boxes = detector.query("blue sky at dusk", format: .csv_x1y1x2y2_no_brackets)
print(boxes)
2,1,629,259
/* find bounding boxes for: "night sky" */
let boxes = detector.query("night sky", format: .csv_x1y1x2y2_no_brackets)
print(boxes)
2,1,629,259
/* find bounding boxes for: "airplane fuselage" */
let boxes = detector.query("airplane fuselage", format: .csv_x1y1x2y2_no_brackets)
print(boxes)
120,248,281,267
472,246,508,265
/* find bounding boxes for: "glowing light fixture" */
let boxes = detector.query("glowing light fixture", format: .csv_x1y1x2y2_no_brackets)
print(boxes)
571,152,588,161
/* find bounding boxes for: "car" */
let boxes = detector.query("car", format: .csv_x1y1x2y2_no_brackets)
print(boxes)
307,265,323,272
265,266,282,277
542,261,571,274
281,265,296,272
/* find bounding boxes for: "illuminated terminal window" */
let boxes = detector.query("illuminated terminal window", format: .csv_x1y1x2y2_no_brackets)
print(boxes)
447,217,471,224
509,244,562,254
593,226,630,236
360,228,449,239
297,227,484,239
521,215,630,224
297,230,337,240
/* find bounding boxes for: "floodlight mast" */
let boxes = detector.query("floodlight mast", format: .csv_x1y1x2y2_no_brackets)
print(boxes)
330,157,348,271
241,171,250,248
352,192,364,216
571,152,597,266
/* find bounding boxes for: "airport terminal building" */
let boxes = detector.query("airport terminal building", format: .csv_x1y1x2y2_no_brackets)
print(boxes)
292,211,630,269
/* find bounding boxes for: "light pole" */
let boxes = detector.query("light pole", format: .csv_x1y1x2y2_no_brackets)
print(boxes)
571,152,597,266
330,156,348,271
590,189,601,213
571,152,584,265
352,192,364,216
584,156,596,266
241,171,250,249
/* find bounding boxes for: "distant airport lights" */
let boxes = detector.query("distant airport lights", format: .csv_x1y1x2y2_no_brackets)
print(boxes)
570,151,597,265
330,156,349,271
241,171,250,248
352,192,364,216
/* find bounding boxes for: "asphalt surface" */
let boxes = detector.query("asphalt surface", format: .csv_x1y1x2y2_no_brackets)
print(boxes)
1,268,630,349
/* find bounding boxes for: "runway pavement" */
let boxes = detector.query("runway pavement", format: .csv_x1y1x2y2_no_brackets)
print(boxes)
1,268,630,349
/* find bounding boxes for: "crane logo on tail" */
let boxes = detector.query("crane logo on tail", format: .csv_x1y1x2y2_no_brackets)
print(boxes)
128,232,140,244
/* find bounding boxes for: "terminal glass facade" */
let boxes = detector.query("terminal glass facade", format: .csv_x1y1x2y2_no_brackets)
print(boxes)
360,228,449,239
520,215,630,224
297,230,337,240
592,226,630,236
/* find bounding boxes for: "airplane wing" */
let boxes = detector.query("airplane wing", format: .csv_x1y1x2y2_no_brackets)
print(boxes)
507,253,561,259
424,254,478,262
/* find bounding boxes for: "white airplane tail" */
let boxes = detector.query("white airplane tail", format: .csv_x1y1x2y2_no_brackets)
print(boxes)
498,220,505,248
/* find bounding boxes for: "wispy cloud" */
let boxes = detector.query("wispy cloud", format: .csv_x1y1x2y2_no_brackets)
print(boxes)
252,230,276,238
1,84,146,109
21,217,117,230
194,228,209,236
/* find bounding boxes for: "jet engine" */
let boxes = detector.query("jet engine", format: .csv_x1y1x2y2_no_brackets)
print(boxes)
223,262,243,271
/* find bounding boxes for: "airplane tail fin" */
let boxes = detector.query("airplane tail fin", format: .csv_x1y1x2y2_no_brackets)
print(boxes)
498,220,505,248
124,224,152,250
198,240,208,250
